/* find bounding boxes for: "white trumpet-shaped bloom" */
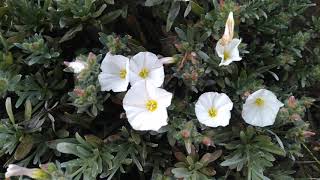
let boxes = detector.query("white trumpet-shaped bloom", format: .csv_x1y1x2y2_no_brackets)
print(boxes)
129,52,164,87
195,92,233,127
215,12,242,66
242,89,284,127
5,164,48,179
123,81,172,131
98,53,129,92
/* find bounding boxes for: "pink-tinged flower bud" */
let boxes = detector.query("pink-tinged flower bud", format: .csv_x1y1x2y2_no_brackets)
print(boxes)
87,52,96,63
73,88,85,97
202,136,212,146
288,96,297,108
290,113,301,121
174,43,182,50
160,57,176,65
302,131,316,138
181,130,190,138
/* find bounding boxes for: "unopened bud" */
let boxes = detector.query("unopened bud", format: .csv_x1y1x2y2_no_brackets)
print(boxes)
303,131,316,138
288,96,297,108
181,130,190,138
87,52,96,63
74,88,85,97
290,113,301,121
160,57,176,65
202,136,212,146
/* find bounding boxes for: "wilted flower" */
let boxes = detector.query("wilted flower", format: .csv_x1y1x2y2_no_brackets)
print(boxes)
64,60,87,73
5,164,49,179
242,89,284,127
123,81,172,131
129,52,164,87
98,53,130,92
195,92,233,127
215,12,242,66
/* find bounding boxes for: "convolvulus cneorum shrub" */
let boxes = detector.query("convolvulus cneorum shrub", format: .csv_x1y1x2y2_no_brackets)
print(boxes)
0,0,319,179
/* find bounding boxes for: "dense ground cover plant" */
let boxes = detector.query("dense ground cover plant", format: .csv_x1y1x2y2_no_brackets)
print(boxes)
0,0,320,179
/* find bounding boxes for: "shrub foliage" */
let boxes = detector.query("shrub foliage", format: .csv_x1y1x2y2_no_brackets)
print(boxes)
0,0,320,179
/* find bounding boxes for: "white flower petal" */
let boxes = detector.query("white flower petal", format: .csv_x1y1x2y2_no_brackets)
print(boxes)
129,52,164,87
242,89,284,127
195,92,233,127
215,40,225,58
123,81,172,131
217,38,242,66
98,73,129,92
99,53,129,92
68,61,87,73
128,108,168,131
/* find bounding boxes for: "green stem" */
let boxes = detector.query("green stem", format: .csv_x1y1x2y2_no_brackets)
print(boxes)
302,143,320,167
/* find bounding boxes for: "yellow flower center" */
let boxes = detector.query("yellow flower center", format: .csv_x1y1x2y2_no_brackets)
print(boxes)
208,107,218,118
223,51,230,61
119,69,127,79
139,68,149,79
146,100,158,112
255,98,265,107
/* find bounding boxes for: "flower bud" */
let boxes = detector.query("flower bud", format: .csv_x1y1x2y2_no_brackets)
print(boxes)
5,164,49,180
202,136,212,146
160,57,176,65
87,52,97,63
221,12,234,46
73,88,85,97
288,96,297,108
302,131,316,138
181,130,190,138
290,113,301,121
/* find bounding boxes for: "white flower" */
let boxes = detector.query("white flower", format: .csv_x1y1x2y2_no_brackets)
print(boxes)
242,89,284,127
5,164,48,179
195,92,233,127
65,60,87,73
98,53,129,92
129,52,165,87
215,12,242,66
123,81,172,131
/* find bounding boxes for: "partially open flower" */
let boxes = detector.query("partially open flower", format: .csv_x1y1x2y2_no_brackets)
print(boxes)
215,12,242,66
123,81,172,131
98,53,130,92
242,89,284,127
5,164,49,179
195,92,233,127
129,52,165,87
